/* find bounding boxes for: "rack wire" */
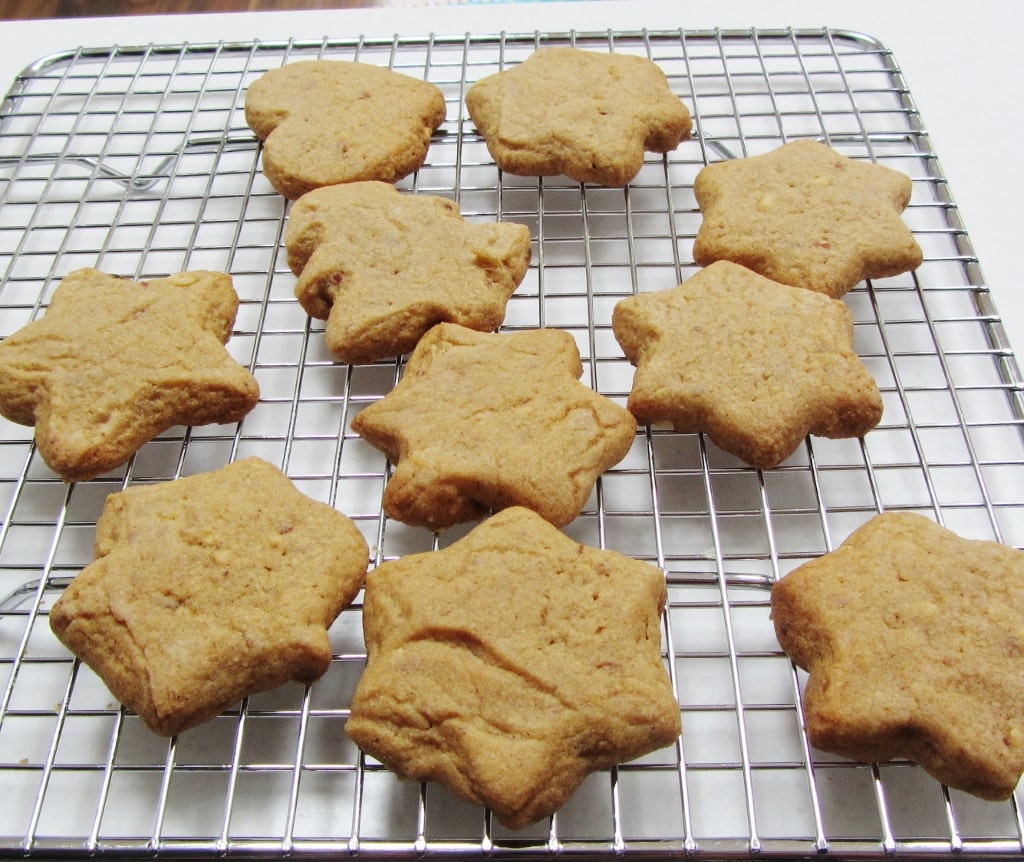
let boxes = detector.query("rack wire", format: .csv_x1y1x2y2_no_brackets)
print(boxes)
0,27,1022,859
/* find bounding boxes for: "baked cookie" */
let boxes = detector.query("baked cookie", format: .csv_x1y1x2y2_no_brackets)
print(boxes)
0,268,260,482
285,182,531,364
693,139,923,298
244,59,447,199
49,457,369,737
771,511,1024,800
611,260,882,469
465,46,691,186
350,322,636,530
346,505,680,829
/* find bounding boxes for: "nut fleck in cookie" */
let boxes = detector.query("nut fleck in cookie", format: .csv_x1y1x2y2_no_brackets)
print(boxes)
771,511,1024,800
49,457,369,737
0,268,260,482
346,505,680,829
611,260,882,469
350,322,636,530
693,139,923,298
244,59,447,200
465,47,691,186
285,182,531,364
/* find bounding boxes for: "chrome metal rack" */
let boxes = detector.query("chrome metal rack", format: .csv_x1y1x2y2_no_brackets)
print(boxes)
1,27,1022,858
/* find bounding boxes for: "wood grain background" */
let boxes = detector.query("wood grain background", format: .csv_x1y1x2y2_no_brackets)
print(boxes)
0,0,462,19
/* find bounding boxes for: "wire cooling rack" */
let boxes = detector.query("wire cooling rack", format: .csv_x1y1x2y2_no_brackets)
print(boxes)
0,26,1023,860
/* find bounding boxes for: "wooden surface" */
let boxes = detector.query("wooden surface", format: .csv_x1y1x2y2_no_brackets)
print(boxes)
0,0,454,18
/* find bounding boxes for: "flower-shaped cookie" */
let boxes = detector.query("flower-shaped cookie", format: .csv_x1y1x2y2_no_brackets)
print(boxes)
611,261,882,468
350,322,636,529
244,59,447,200
693,139,923,298
346,506,680,829
49,458,370,736
771,511,1024,800
285,182,531,364
465,47,691,186
0,268,259,482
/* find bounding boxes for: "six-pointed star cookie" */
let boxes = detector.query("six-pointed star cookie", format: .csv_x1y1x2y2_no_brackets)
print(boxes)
0,268,260,482
350,322,636,529
465,47,691,186
285,182,531,364
611,261,882,469
693,139,923,298
346,505,681,830
244,59,447,200
49,457,370,737
771,511,1024,800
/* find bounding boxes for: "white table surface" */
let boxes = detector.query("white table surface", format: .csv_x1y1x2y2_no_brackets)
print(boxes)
2,0,1022,358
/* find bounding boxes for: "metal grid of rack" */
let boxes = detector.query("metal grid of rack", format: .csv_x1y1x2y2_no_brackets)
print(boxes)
0,27,1022,859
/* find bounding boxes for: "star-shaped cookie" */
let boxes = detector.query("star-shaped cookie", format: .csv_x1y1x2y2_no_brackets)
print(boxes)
346,505,681,829
244,59,447,200
350,322,636,530
611,261,883,469
285,182,532,364
0,268,260,482
771,511,1024,800
465,47,692,186
49,457,370,737
693,139,923,298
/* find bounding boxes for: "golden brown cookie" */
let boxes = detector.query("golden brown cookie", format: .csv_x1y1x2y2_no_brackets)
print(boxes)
465,46,691,186
693,139,923,298
0,268,260,482
49,457,369,737
285,182,531,364
350,322,636,530
346,505,680,829
611,260,882,469
771,511,1024,800
244,59,447,200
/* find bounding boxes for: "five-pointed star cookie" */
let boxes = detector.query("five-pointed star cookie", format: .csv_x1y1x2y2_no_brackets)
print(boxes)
346,506,681,830
0,268,260,482
49,457,370,737
771,511,1024,800
350,322,636,530
465,47,692,186
285,182,531,364
611,261,882,469
244,59,447,200
693,139,923,298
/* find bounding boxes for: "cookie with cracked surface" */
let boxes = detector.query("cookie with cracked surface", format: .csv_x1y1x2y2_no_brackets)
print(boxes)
771,511,1024,800
0,268,259,482
350,322,636,530
346,505,680,829
244,59,447,199
611,260,882,469
465,46,691,186
49,457,369,737
285,181,531,364
693,139,923,298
